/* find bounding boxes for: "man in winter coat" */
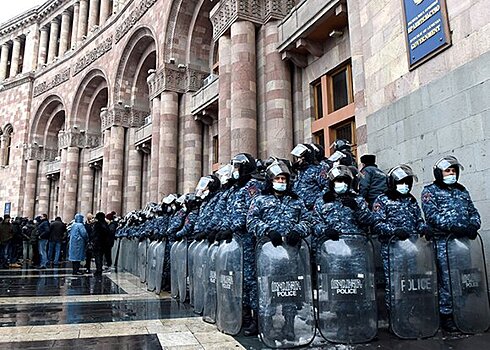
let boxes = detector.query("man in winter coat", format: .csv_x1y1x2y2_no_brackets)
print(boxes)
49,217,66,266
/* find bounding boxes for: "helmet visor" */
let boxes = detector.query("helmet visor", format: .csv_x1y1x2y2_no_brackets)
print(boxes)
328,150,346,162
390,165,418,182
162,194,177,205
291,144,309,158
266,161,290,179
328,165,353,182
216,164,233,184
195,177,212,196
435,156,464,171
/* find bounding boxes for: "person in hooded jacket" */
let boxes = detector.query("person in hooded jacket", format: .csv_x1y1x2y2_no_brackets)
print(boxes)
92,212,112,277
421,156,481,332
247,159,311,339
372,164,429,314
68,213,88,275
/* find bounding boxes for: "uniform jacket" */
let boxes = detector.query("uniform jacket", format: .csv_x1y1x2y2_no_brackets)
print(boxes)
359,165,388,205
293,164,324,210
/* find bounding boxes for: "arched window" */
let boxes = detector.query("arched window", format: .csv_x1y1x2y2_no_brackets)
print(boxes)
1,125,13,166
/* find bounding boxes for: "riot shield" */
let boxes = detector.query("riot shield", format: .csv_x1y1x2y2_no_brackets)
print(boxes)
216,238,243,335
256,238,315,348
131,239,140,275
138,239,148,283
147,241,159,292
187,240,199,306
175,240,188,302
389,236,439,339
317,234,377,343
447,235,490,333
170,241,180,299
120,238,129,272
113,238,121,271
203,242,219,323
193,241,208,314
154,240,166,295
145,241,157,284
371,235,389,325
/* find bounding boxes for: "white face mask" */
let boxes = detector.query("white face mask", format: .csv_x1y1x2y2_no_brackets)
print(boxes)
272,182,287,192
232,170,240,180
396,184,410,195
443,174,457,185
200,189,210,199
334,182,348,194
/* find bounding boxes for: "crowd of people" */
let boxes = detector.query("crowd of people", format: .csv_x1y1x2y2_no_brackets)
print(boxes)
113,140,482,338
0,211,117,278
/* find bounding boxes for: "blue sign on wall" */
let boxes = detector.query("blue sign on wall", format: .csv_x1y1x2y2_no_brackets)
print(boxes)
402,0,451,67
4,202,11,216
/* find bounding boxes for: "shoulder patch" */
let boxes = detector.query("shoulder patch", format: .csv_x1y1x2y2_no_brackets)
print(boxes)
422,192,432,203
248,185,259,197
373,202,381,212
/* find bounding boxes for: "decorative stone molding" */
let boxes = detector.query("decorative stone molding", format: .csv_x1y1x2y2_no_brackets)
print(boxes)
0,73,34,92
57,130,102,150
187,68,209,93
73,36,113,76
147,64,187,99
210,0,294,41
115,0,158,43
102,105,147,130
33,68,70,97
25,146,44,161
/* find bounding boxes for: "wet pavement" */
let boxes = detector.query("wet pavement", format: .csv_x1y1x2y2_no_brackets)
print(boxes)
0,262,488,349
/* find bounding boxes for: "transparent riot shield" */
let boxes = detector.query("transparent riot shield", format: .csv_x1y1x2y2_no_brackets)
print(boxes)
138,239,148,283
147,241,159,292
256,238,315,348
203,242,219,323
187,240,199,306
154,240,166,295
371,235,389,326
317,234,377,343
170,241,180,299
216,238,243,335
193,241,208,314
113,238,121,271
145,241,157,283
389,236,439,339
130,239,140,275
447,235,490,334
121,238,130,272
176,240,188,302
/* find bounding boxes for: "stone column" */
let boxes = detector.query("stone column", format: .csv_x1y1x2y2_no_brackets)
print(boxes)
59,10,71,56
71,2,80,48
150,96,160,201
0,43,10,81
100,128,110,211
182,93,202,193
23,159,39,219
264,21,293,159
108,126,124,215
79,150,94,215
23,29,38,73
218,35,232,164
100,0,111,25
37,26,49,66
57,148,68,219
37,172,50,216
9,38,22,78
125,129,142,212
230,21,257,156
158,91,178,196
47,18,60,63
78,0,89,42
88,0,100,32
63,147,80,221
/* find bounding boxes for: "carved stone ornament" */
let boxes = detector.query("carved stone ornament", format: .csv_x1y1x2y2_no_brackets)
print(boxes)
210,0,295,41
102,105,148,130
57,130,102,150
147,64,188,99
115,0,158,43
73,36,113,76
33,68,70,97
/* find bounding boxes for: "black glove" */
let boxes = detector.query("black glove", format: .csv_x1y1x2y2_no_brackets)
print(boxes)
394,228,410,240
323,190,336,203
324,228,340,241
267,230,283,247
450,226,468,238
421,226,433,241
174,235,183,242
342,196,358,210
467,230,478,240
220,229,233,243
194,232,206,241
207,231,216,244
286,230,301,246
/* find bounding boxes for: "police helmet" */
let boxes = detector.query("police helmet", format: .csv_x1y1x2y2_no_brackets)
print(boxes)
327,165,354,184
215,164,233,185
265,159,291,182
231,153,257,177
330,139,352,152
311,143,326,162
291,143,315,164
387,164,418,191
433,156,464,182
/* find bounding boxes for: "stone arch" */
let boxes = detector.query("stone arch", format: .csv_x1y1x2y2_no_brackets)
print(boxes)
71,69,109,136
1,123,13,166
114,26,157,108
164,0,215,72
30,94,66,145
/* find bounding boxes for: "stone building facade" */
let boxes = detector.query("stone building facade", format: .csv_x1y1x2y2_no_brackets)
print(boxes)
0,0,488,242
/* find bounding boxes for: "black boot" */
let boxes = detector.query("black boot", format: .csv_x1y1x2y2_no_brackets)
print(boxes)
243,311,258,336
440,313,458,332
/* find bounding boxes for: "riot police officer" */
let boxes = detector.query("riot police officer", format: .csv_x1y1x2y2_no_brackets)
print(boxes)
247,159,311,340
291,144,323,210
372,164,428,313
421,156,481,332
193,175,222,243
